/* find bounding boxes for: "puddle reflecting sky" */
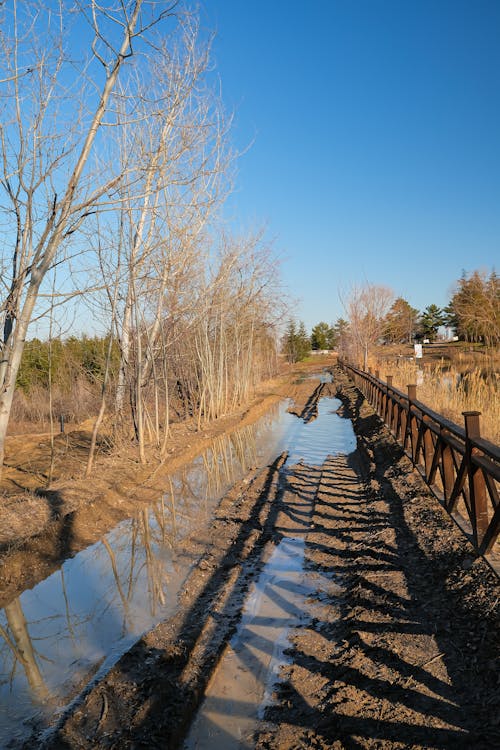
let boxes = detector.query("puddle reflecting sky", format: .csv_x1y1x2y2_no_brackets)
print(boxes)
306,370,333,383
0,392,355,748
285,397,356,465
185,395,355,749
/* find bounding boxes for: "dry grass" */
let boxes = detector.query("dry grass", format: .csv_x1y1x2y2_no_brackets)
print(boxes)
9,379,102,431
370,356,500,445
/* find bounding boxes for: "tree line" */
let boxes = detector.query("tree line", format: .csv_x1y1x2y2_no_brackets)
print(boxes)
283,268,499,364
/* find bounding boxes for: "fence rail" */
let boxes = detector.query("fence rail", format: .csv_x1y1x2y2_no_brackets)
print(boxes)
339,360,500,576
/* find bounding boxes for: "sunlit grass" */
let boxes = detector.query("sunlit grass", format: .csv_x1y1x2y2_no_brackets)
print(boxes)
370,356,500,444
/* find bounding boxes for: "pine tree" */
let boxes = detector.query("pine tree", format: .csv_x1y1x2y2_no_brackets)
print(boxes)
419,305,445,342
282,319,310,362
383,298,419,343
311,321,334,350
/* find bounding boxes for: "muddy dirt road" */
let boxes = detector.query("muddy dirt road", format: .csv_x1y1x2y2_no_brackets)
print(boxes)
3,367,499,749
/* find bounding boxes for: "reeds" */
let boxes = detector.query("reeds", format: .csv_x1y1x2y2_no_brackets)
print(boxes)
370,357,500,444
9,378,101,429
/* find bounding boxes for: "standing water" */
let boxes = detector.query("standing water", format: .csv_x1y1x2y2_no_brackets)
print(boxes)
0,380,355,748
185,394,356,748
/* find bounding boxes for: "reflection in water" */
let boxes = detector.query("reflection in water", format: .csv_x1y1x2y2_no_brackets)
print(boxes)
306,369,333,384
0,401,293,746
285,396,356,465
185,538,312,749
0,394,356,747
0,599,48,701
185,395,354,748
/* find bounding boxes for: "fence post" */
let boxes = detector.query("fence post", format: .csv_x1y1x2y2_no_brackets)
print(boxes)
463,411,488,548
372,371,379,411
423,417,433,480
59,414,65,434
381,377,387,423
407,384,417,462
385,375,393,427
441,428,454,506
399,390,407,443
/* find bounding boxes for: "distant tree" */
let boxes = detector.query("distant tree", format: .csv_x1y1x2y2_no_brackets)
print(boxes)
419,304,446,342
282,319,310,363
297,321,311,360
325,324,337,349
331,318,349,351
343,284,394,368
443,302,459,336
282,320,297,363
282,322,293,362
16,335,118,392
311,321,335,350
383,297,419,343
448,269,500,346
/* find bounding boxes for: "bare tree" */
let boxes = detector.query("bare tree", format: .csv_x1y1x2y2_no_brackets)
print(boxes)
97,15,232,461
1,598,48,698
0,1,176,473
193,230,283,425
342,283,394,369
0,3,285,479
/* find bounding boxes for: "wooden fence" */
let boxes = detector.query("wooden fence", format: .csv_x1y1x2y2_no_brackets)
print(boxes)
339,361,500,576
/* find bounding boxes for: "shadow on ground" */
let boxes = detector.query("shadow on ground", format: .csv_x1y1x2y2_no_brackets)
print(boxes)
257,373,499,749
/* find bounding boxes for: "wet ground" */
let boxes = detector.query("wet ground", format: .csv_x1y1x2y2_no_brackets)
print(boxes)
1,375,346,748
185,393,353,748
2,369,499,749
256,373,500,749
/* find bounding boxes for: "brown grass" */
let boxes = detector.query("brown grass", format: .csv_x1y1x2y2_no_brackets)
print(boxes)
370,355,500,444
9,378,100,430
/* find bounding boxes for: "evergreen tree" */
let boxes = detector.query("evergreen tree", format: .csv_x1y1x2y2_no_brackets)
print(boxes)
297,321,311,360
448,269,499,345
282,319,298,363
282,319,310,362
419,304,445,342
331,318,349,350
443,303,459,336
383,297,419,343
311,321,335,350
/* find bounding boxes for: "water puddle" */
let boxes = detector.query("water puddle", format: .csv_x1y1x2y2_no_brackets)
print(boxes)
185,395,354,749
0,388,355,748
185,537,311,749
306,369,333,383
285,396,355,465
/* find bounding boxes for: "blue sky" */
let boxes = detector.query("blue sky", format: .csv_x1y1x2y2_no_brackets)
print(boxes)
200,0,500,330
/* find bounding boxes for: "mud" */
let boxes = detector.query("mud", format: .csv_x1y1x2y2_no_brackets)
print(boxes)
184,469,317,749
29,452,289,749
257,369,500,749
286,379,337,422
6,364,500,749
